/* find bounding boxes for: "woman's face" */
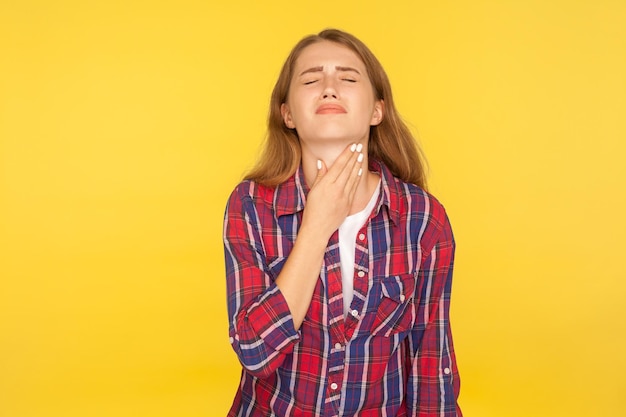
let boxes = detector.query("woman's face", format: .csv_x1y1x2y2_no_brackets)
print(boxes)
281,41,383,147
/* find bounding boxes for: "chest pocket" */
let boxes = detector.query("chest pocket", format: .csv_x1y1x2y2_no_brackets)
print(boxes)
370,273,416,337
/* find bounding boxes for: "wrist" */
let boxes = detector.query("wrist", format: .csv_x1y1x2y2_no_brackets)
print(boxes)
297,222,332,251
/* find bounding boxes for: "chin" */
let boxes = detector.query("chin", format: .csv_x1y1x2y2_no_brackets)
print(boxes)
312,129,367,144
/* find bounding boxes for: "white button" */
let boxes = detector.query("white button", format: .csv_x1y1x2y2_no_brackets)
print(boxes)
399,294,405,302
358,233,366,241
444,367,451,375
350,309,359,318
334,342,342,350
229,337,234,344
330,382,338,390
357,271,365,278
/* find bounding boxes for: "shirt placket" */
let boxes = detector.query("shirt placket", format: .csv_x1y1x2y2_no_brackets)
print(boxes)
322,235,348,415
322,227,371,416
344,225,369,340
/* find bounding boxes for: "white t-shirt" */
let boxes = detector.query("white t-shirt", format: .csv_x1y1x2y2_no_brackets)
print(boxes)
338,180,381,316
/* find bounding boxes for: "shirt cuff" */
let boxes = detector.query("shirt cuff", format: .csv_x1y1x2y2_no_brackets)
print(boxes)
245,282,300,352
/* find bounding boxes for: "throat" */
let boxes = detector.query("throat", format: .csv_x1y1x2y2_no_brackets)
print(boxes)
349,172,380,216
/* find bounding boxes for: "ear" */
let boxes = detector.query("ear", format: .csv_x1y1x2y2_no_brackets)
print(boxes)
281,103,296,129
370,99,384,126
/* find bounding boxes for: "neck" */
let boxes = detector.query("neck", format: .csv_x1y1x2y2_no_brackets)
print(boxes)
301,141,380,215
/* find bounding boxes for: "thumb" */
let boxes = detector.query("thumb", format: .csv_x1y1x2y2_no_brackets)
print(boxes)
312,159,327,187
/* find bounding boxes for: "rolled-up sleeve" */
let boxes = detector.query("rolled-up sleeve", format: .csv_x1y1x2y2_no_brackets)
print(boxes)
407,210,462,416
223,184,300,379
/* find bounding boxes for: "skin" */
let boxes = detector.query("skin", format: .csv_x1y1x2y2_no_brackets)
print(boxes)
275,41,384,329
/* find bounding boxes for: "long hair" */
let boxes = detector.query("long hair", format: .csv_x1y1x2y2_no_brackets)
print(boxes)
245,29,428,190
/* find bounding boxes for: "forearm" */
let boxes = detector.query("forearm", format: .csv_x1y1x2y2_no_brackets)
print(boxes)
225,205,331,376
275,222,329,330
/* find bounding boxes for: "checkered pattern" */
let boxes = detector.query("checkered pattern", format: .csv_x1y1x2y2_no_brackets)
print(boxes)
223,161,461,416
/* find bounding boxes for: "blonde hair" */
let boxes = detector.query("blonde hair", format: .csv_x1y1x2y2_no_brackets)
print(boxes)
245,28,428,190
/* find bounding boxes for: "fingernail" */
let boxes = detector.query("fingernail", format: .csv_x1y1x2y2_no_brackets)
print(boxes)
357,153,364,162
317,159,322,170
358,168,363,176
356,143,363,152
350,143,357,152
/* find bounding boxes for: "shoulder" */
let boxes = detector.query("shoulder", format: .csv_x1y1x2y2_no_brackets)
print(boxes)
391,176,449,226
391,177,453,249
225,180,277,213
375,160,451,233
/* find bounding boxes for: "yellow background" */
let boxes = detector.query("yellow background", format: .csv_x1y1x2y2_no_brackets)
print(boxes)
1,1,625,416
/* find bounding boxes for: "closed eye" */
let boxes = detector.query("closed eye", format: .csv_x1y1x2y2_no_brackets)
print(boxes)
342,78,356,83
304,80,318,85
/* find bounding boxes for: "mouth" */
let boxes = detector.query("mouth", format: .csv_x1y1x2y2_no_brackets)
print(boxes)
316,104,347,114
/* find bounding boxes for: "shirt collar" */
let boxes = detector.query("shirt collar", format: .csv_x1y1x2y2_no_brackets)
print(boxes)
371,159,401,226
274,159,401,226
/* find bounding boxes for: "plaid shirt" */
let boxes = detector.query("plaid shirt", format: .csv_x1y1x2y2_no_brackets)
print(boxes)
223,160,461,416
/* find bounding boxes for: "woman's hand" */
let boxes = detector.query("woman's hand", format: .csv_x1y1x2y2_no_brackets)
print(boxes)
301,143,365,242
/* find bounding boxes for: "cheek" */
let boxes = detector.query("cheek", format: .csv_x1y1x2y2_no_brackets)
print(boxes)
352,89,377,113
292,93,320,120
355,101,377,123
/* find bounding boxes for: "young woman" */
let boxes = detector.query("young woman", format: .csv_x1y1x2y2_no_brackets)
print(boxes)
223,29,461,416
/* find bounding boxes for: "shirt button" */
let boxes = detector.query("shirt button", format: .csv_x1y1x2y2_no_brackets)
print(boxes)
399,294,405,302
334,342,342,350
350,309,359,318
229,337,234,344
357,270,365,278
330,382,338,390
444,367,451,375
358,233,366,241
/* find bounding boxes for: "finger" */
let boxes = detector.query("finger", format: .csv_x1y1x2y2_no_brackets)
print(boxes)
344,149,365,198
311,159,327,188
334,143,363,186
327,143,359,182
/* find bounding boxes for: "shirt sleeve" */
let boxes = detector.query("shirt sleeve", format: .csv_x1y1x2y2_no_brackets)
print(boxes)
223,183,300,379
406,208,462,416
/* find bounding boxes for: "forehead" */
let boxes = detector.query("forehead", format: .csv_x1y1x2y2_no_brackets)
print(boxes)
293,41,366,73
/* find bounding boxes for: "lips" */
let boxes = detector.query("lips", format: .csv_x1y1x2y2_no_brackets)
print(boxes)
316,104,347,114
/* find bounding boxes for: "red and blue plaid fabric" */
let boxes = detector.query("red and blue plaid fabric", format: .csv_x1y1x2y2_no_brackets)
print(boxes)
223,160,461,416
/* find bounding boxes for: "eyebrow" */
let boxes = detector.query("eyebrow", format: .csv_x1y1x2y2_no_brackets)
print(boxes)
298,66,361,76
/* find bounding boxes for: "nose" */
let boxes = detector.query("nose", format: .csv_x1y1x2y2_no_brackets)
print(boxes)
321,78,338,99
